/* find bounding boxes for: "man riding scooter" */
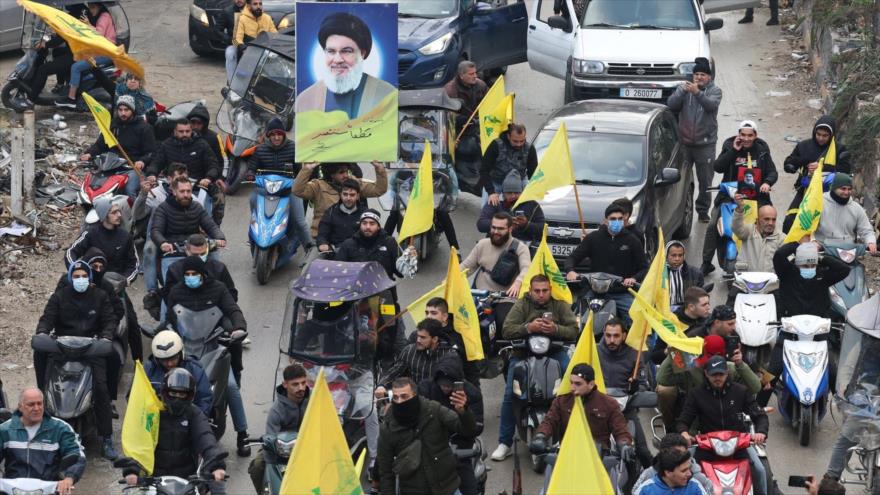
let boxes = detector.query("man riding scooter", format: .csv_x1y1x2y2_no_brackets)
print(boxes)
813,173,877,253
143,330,213,417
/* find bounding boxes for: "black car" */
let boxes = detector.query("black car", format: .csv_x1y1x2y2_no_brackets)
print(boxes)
532,99,693,264
188,0,297,57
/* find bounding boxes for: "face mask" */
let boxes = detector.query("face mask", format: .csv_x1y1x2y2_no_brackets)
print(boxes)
391,396,421,426
608,219,624,235
799,267,817,279
165,398,190,416
184,274,202,289
830,189,850,205
72,277,90,293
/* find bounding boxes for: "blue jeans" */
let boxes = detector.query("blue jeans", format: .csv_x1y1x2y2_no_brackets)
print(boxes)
70,56,111,87
224,46,237,85
226,369,248,432
499,350,571,446
143,216,157,291
124,170,139,198
605,291,634,327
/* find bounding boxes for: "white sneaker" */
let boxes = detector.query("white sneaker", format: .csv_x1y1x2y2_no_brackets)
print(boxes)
242,337,252,346
490,443,511,461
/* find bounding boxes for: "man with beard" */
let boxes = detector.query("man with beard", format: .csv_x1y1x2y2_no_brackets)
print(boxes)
335,209,404,282
79,95,155,198
782,115,851,233
443,60,488,136
316,179,364,253
294,161,387,237
233,0,276,47
146,120,220,191
295,12,396,119
461,212,531,297
480,126,537,206
476,170,545,243
666,57,722,223
814,173,877,253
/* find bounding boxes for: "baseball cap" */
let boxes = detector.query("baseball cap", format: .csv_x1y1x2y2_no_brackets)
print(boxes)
705,355,729,375
739,120,758,132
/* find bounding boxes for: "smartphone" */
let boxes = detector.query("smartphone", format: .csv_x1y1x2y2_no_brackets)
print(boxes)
452,381,465,393
788,475,812,488
542,312,553,321
726,335,741,360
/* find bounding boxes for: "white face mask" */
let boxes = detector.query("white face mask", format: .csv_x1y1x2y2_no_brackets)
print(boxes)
72,277,90,293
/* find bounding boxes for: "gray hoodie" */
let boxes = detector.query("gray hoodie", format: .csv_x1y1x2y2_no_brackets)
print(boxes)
815,191,877,245
666,80,722,146
265,385,309,436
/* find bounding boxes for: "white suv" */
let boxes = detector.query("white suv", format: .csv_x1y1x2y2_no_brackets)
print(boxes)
526,0,759,103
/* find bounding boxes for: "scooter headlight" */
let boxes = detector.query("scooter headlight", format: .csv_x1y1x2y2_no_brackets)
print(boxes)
710,437,738,457
837,248,857,264
275,437,296,458
589,277,613,294
264,180,284,195
12,489,46,495
745,280,768,292
528,335,551,355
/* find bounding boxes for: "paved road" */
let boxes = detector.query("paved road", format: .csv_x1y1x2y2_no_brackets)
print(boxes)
0,1,835,493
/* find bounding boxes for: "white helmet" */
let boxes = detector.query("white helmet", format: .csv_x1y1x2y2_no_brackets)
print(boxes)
152,330,184,360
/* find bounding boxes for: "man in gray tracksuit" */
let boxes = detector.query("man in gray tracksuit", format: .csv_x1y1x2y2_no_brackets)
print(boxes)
667,57,723,223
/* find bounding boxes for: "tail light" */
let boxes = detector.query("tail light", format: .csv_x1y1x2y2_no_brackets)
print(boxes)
225,135,234,153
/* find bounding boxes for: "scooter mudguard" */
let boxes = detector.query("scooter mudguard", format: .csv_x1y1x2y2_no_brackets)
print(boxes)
734,294,778,347
45,361,92,420
782,340,829,407
720,202,737,239
699,458,753,495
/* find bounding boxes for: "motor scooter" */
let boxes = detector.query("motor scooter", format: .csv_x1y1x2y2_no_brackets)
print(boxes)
249,172,299,285
607,387,657,481
569,272,625,339
143,306,247,440
453,439,488,495
247,431,297,495
693,411,777,495
30,334,114,436
773,315,842,446
707,181,739,275
0,455,80,495
825,242,869,345
80,153,135,228
471,289,514,379
732,271,779,373
114,452,228,495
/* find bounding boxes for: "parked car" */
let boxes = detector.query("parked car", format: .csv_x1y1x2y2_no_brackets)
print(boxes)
371,0,527,88
532,100,693,264
0,0,130,53
0,0,22,53
188,0,299,57
526,0,759,103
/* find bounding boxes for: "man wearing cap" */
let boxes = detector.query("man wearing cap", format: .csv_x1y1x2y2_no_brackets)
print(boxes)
295,12,395,120
79,94,155,198
732,194,782,273
667,57,722,224
476,171,545,244
530,364,633,462
773,241,850,318
782,115,852,233
480,125,537,207
701,120,777,276
665,240,704,309
335,209,405,282
814,173,877,253
677,355,770,495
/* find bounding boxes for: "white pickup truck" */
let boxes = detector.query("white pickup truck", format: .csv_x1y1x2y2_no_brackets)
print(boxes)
527,0,761,103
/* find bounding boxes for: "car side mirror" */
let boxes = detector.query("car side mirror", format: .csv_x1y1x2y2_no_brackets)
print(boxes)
654,167,680,187
704,18,723,32
548,15,572,33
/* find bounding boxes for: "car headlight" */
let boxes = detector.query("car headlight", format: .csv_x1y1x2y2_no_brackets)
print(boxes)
190,4,209,26
277,13,295,29
264,180,283,195
572,59,604,76
679,62,696,75
12,489,45,495
629,199,641,223
418,32,453,55
710,437,738,457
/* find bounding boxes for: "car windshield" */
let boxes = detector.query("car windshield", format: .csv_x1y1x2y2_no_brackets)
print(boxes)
532,130,645,186
367,0,457,18
582,0,699,30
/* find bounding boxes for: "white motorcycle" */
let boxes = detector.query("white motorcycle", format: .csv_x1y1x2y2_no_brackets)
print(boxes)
732,271,778,372
0,455,80,495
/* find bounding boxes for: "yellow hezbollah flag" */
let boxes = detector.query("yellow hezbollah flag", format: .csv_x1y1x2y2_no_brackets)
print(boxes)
398,141,435,241
405,269,469,327
626,228,666,351
82,91,118,149
121,361,163,475
18,0,144,79
513,123,575,209
480,93,514,153
824,136,837,167
279,369,362,495
557,311,606,395
629,288,704,355
445,248,484,361
547,398,614,494
477,76,506,152
520,225,572,304
784,159,825,243
296,91,398,162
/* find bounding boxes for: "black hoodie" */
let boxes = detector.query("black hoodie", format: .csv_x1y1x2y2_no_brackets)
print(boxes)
712,135,777,206
334,229,402,279
165,257,246,331
417,355,484,447
783,115,851,181
186,104,224,166
85,113,156,163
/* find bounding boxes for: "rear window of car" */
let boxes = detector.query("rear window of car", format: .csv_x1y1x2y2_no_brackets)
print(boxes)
532,130,646,187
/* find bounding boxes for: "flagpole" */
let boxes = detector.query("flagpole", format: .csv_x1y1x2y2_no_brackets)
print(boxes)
572,181,587,235
376,308,409,334
455,104,482,143
631,317,650,381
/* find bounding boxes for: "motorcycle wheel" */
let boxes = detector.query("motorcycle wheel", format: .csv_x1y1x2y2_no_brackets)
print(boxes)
225,157,249,195
798,403,812,447
672,182,695,240
1,81,32,113
527,426,547,474
761,457,782,495
212,407,227,440
255,247,273,285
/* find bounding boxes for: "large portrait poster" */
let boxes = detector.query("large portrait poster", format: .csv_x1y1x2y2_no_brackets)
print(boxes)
295,2,398,162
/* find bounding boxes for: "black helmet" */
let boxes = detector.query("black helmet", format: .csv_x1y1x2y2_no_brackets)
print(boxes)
162,368,196,415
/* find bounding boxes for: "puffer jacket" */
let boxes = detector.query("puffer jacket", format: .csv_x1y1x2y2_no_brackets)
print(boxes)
293,166,388,236
0,411,86,482
166,279,246,332
146,136,219,181
186,104,223,166
150,195,225,246
377,397,477,495
315,201,364,247
536,391,632,449
773,242,850,317
783,115,851,181
36,282,115,340
814,192,877,245
85,114,156,163
666,80,722,146
334,230,402,280
248,138,299,175
731,206,783,272
233,6,276,45
676,380,769,436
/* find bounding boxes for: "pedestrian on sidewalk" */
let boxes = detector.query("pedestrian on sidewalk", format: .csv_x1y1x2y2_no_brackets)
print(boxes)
739,0,786,26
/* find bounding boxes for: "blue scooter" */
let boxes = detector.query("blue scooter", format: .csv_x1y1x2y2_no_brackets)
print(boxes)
710,181,739,275
249,173,299,285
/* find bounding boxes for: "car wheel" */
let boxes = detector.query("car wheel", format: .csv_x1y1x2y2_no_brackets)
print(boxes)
672,182,695,240
190,43,216,58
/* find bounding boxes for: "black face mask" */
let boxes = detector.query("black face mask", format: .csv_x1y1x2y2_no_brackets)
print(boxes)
91,269,104,285
830,189,850,205
392,397,421,426
165,398,190,416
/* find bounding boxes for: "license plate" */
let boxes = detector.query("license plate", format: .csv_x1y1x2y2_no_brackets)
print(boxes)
620,88,663,99
550,244,575,257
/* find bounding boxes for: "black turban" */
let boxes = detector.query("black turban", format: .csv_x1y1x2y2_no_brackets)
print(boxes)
318,12,373,58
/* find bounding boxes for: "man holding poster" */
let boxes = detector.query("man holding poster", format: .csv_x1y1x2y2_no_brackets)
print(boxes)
296,4,398,162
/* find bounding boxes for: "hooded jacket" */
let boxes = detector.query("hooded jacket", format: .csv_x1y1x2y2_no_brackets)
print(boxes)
293,165,388,236
666,79,722,146
162,256,237,303
676,380,769,436
150,194,225,246
773,242,850,317
315,201,364,248
141,404,226,479
66,222,139,285
417,355,484,446
187,104,224,166
0,411,86,482
814,191,877,245
633,474,709,495
143,355,213,417
56,248,125,324
165,257,246,332
37,264,116,340
248,136,299,175
233,5,277,46
536,391,632,448
335,229,403,280
598,339,642,390
85,113,156,163
146,134,219,181
262,385,310,463
783,115,851,181
114,80,156,118
712,136,778,206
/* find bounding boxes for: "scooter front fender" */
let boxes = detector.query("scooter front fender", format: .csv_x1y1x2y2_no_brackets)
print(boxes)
249,195,290,249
